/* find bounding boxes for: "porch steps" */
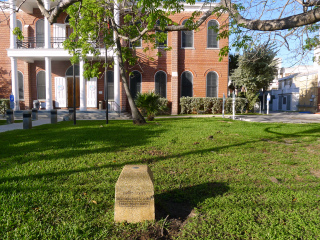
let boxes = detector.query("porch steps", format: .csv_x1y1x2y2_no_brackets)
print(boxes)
11,110,132,120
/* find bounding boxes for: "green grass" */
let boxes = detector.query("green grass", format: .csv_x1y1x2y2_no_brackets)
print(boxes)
1,118,320,239
0,120,23,125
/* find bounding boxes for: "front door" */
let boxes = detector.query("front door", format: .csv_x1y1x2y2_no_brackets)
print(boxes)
67,77,80,108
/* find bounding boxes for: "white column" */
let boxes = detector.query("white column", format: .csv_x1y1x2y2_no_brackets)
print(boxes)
11,57,19,110
45,57,53,110
79,59,87,111
113,0,120,109
44,0,51,49
9,0,17,49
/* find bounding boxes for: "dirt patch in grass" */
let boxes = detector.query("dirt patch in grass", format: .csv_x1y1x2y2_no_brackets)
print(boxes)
310,169,320,178
137,148,167,157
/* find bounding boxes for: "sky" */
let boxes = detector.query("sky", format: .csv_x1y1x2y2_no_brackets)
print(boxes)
222,0,318,68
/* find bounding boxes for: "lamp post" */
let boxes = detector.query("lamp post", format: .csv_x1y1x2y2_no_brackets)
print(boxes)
222,93,225,118
73,63,76,125
232,92,235,120
105,44,108,124
267,93,270,115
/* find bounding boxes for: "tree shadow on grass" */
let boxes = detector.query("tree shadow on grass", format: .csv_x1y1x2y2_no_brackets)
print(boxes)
0,120,167,169
155,182,229,221
264,124,320,139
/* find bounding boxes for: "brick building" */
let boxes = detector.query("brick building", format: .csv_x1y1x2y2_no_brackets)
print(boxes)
0,1,229,114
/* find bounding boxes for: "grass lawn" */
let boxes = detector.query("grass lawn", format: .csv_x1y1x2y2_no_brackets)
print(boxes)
0,120,23,125
1,118,320,239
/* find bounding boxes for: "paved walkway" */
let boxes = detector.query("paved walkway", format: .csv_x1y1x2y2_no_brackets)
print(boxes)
0,110,130,133
0,111,319,133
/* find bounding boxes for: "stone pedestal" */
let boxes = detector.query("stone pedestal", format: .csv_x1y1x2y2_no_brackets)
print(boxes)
51,109,57,124
114,165,155,223
6,109,14,124
23,110,32,129
32,108,38,120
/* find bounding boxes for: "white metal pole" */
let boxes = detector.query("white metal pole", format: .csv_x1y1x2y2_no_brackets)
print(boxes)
259,102,262,114
232,92,235,120
113,0,120,110
267,93,270,115
222,93,225,118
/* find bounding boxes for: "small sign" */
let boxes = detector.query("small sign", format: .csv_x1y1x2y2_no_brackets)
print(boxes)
10,94,14,102
57,85,64,91
267,93,271,101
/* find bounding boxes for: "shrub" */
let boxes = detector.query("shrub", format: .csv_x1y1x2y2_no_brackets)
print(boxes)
180,97,247,114
158,97,170,115
180,97,193,114
135,92,167,121
0,99,10,115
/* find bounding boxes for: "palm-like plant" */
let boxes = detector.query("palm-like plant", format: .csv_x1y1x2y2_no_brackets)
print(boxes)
135,92,166,121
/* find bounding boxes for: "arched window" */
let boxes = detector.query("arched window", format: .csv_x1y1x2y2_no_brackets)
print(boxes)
37,71,46,99
36,19,44,48
16,20,22,48
207,20,219,48
130,71,142,98
16,20,22,30
18,71,24,100
206,71,218,97
105,70,114,101
65,65,79,76
181,71,193,97
181,20,193,48
155,71,167,98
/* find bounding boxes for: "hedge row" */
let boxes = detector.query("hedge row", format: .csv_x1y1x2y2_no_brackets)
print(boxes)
0,99,10,115
180,97,248,114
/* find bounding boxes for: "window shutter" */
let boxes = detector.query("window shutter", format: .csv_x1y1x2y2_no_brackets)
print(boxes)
87,77,97,107
181,71,193,97
155,71,167,98
36,19,44,48
130,71,141,99
207,20,218,48
55,77,66,107
207,72,218,97
37,71,46,99
182,20,193,48
18,72,24,100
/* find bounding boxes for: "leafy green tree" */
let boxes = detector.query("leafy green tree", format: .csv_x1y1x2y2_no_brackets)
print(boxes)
230,43,278,110
34,0,218,124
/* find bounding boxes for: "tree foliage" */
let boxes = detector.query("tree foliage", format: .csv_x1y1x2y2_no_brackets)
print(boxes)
58,0,215,124
230,43,278,110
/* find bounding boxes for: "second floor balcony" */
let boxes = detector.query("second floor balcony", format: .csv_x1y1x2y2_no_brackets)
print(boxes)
17,37,106,49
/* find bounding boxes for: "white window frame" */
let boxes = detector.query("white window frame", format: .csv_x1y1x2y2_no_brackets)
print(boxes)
18,71,24,100
36,19,44,48
181,71,193,97
206,71,219,98
207,19,219,49
37,71,46,100
181,20,194,49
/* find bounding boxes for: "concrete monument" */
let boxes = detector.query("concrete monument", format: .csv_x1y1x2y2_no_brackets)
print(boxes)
114,165,155,223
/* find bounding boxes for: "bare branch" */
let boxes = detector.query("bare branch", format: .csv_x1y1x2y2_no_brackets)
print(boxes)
222,0,320,31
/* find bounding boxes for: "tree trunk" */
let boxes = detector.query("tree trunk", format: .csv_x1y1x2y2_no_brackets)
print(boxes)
115,37,146,124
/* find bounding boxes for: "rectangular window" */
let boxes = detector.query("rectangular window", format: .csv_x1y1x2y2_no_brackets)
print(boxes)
156,30,167,48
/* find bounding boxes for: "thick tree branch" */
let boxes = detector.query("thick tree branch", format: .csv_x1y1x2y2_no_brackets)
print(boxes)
37,0,80,24
222,0,320,31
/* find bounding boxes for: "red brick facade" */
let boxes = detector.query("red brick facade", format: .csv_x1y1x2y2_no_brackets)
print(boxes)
0,7,229,114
